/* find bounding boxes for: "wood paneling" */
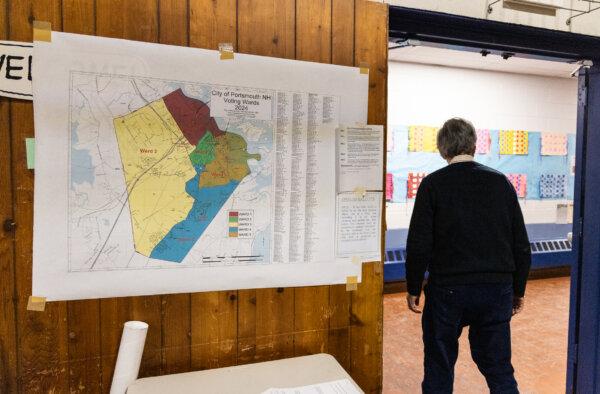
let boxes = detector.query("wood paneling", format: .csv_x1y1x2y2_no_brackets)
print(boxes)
9,2,69,393
352,2,387,392
238,0,295,58
0,1,18,391
0,1,388,392
189,0,237,50
332,0,355,66
296,0,331,63
158,0,192,377
191,291,238,369
62,3,103,392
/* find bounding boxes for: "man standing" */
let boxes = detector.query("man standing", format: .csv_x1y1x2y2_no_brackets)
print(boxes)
406,118,531,394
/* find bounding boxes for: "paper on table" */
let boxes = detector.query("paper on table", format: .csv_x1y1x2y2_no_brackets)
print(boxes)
335,192,382,261
110,321,148,394
337,125,384,192
262,378,362,394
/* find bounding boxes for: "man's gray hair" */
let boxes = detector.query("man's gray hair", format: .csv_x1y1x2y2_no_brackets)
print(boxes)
437,118,477,160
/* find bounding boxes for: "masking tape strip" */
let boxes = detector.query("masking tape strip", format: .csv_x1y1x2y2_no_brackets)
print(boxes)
25,138,35,169
352,256,362,265
219,43,234,60
27,296,46,312
33,21,52,42
346,276,358,291
353,186,366,198
359,62,369,74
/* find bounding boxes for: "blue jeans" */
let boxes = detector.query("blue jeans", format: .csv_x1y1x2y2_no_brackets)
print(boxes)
422,282,518,394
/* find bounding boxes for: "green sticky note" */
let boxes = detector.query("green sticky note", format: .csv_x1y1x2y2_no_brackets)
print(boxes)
25,138,35,169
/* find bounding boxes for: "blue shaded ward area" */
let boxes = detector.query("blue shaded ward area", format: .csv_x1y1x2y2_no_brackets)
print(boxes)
149,169,239,262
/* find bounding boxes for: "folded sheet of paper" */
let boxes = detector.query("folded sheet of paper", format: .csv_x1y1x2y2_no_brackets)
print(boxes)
337,125,384,192
262,379,362,394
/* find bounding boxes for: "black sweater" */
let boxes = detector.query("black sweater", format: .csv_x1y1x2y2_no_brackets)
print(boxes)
406,161,531,297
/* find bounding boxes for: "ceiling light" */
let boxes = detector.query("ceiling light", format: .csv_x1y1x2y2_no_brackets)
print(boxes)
502,0,558,16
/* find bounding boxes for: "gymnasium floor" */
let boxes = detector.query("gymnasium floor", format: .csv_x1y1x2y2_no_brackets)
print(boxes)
383,276,570,394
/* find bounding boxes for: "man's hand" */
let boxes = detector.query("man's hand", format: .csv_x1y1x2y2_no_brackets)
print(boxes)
407,294,422,314
512,296,524,316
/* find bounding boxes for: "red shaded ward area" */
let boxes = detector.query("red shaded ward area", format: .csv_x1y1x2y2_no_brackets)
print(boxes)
163,88,225,145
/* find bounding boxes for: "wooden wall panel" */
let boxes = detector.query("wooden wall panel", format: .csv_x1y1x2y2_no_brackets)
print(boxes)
62,3,103,392
332,0,355,67
296,0,331,63
0,1,18,391
96,0,163,387
158,0,193,377
187,0,240,374
238,0,295,58
0,1,388,392
293,0,333,361
190,291,238,370
352,1,387,392
236,0,296,368
9,1,69,393
189,0,237,50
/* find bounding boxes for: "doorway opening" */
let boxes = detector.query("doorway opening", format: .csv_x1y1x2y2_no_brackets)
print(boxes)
383,40,580,393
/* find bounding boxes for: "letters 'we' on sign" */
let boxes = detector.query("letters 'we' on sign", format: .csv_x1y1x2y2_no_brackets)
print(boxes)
0,41,33,100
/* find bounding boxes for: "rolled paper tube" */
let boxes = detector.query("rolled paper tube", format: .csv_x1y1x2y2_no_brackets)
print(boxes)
110,321,149,394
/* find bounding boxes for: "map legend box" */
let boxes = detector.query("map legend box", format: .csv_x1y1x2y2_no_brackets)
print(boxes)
228,210,253,238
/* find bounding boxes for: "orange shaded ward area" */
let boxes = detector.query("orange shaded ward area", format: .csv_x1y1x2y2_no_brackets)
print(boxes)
199,132,261,188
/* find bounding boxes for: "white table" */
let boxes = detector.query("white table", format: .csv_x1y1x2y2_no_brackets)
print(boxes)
127,353,363,394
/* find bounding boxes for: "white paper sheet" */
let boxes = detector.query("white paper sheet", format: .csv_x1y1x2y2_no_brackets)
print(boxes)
262,379,362,394
32,32,369,300
335,192,382,261
110,321,148,394
337,125,384,192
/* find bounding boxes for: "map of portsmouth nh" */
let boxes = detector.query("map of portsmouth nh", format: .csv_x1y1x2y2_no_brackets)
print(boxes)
114,89,261,263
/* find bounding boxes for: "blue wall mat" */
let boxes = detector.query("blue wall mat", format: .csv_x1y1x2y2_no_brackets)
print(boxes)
387,125,576,201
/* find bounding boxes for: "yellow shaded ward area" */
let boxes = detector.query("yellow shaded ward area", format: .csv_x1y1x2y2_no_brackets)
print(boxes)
114,99,196,257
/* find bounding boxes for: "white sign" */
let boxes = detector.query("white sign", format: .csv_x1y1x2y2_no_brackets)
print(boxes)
210,86,273,120
337,125,384,192
0,41,33,100
335,192,382,260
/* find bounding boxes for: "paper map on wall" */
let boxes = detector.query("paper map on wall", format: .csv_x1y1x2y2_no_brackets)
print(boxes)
32,32,373,300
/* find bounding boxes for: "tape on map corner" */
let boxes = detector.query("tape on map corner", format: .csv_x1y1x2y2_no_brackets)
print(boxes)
354,186,366,198
346,276,358,291
359,62,369,74
219,43,234,60
33,21,52,42
27,296,46,312
352,256,362,265
25,138,35,169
